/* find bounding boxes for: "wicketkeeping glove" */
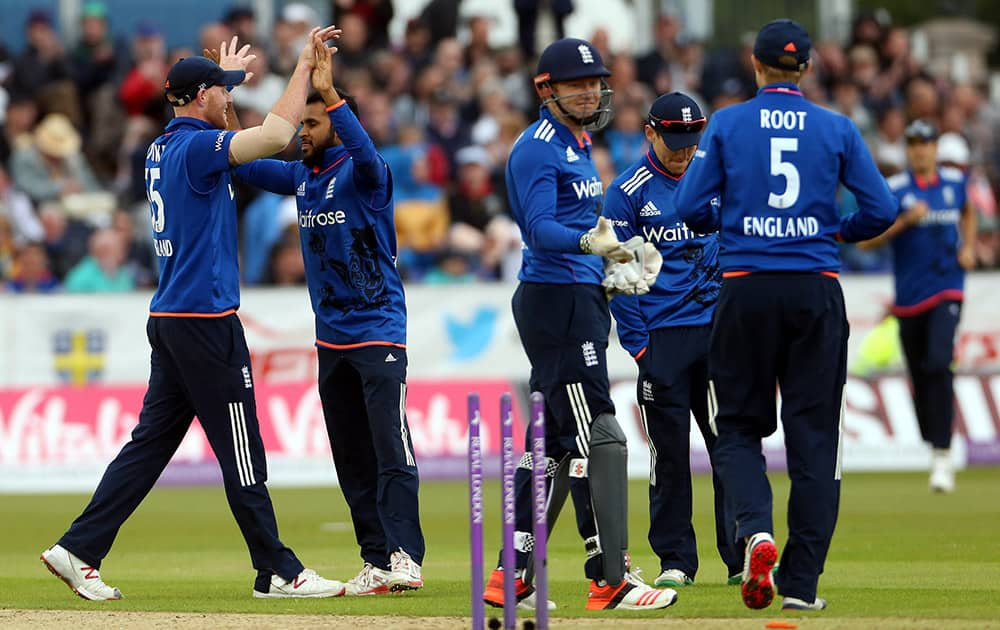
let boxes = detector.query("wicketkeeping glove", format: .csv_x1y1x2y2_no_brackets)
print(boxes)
602,236,663,296
580,217,634,263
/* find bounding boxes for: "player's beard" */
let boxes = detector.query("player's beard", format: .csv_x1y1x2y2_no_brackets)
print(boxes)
302,131,337,168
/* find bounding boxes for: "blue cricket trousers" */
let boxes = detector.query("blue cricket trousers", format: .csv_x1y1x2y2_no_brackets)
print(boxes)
708,273,847,603
58,315,304,583
317,345,424,568
897,300,962,450
637,324,742,579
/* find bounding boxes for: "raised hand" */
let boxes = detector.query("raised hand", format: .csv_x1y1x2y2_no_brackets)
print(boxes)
218,35,255,83
298,26,341,69
311,32,336,93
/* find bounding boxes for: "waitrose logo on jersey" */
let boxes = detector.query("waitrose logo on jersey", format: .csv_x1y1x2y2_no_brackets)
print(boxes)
572,176,603,200
299,208,347,228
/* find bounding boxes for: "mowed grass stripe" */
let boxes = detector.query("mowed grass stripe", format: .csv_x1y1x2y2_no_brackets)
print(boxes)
1,469,998,620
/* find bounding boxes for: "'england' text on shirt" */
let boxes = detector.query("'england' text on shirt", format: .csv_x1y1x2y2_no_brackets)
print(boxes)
743,215,819,238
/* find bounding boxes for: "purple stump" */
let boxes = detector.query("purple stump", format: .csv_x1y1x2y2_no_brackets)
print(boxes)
468,393,484,630
500,392,516,629
530,391,548,629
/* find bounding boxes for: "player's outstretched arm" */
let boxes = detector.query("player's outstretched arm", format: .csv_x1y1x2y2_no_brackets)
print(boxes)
311,30,385,192
228,27,339,165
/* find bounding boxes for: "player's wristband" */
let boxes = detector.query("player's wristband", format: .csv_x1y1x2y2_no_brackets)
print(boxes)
579,231,592,253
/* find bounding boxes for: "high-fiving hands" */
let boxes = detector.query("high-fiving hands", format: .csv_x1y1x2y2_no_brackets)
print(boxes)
297,26,341,70
216,36,256,83
310,27,342,93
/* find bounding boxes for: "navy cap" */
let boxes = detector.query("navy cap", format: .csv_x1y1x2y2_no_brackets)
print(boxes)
647,92,706,150
164,57,245,106
27,9,53,26
904,119,938,142
535,38,610,84
754,19,812,71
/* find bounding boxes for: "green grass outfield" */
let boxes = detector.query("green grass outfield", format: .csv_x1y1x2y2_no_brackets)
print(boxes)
2,468,1000,627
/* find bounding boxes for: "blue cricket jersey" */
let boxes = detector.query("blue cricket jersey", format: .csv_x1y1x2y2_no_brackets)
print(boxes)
235,101,406,348
674,83,896,273
887,166,968,316
604,150,720,358
507,107,605,285
145,117,239,315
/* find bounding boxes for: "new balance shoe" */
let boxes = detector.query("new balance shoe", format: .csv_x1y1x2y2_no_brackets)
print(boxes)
654,568,694,587
387,549,423,591
483,568,556,610
783,596,827,611
586,569,678,611
344,562,390,596
741,532,778,610
40,544,122,601
253,568,345,598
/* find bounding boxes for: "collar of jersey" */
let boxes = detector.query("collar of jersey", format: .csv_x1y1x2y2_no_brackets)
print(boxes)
645,149,682,181
911,168,940,189
311,145,349,174
539,106,592,149
757,82,803,97
165,116,218,131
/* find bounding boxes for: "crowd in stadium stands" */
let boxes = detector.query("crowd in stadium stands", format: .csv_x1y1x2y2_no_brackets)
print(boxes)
0,2,998,292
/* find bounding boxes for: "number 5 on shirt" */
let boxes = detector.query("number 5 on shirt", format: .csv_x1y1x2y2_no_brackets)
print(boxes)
768,137,800,209
146,167,165,233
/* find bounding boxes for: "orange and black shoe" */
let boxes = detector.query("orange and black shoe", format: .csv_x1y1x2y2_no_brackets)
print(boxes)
483,568,556,610
585,570,678,611
483,568,532,608
741,532,778,610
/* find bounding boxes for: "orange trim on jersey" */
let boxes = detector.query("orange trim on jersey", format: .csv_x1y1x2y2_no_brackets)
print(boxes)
633,346,647,361
149,309,236,318
313,153,349,175
315,339,407,351
722,271,839,278
913,172,940,190
325,99,347,112
892,289,964,318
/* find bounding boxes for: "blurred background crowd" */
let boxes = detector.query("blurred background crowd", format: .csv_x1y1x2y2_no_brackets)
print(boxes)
0,0,998,293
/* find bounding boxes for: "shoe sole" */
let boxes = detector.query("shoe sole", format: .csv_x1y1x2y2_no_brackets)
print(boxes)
345,586,391,596
741,540,778,610
388,580,423,592
654,579,693,587
587,589,678,611
40,554,121,601
252,586,346,599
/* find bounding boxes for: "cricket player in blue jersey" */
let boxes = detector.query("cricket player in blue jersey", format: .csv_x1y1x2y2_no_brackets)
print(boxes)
674,19,896,612
604,92,743,589
858,120,977,494
41,31,347,601
233,35,424,596
483,37,677,612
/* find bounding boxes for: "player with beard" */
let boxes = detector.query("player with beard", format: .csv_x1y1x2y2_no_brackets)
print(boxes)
40,30,347,600
234,33,424,596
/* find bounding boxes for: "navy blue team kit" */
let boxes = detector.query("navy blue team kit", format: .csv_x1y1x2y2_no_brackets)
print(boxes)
235,99,424,570
674,74,896,603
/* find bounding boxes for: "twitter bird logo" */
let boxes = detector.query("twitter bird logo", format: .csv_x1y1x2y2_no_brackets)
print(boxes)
444,307,499,360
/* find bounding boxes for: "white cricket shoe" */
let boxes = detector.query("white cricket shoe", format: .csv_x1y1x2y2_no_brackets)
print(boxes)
783,596,828,610
516,590,557,610
387,549,423,591
344,562,391,596
40,544,122,601
252,568,345,598
929,449,955,493
654,568,694,587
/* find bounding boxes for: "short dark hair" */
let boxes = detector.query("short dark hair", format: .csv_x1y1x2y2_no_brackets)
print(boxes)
306,88,360,118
